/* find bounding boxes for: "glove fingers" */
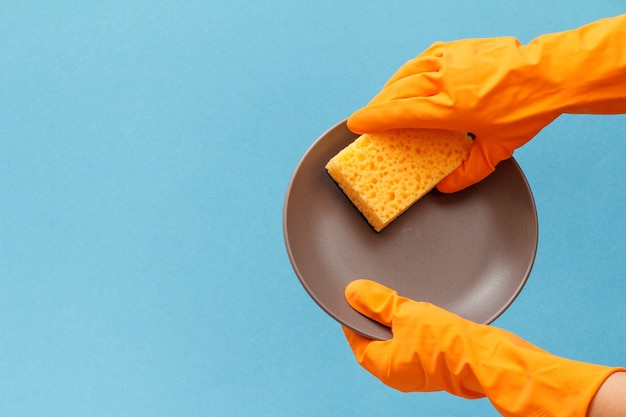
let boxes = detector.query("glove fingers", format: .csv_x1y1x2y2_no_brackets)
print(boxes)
382,55,442,87
341,325,373,358
342,325,394,382
372,72,441,103
347,96,455,134
342,325,368,346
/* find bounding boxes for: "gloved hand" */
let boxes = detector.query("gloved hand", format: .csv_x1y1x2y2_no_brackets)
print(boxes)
342,279,624,417
347,14,626,192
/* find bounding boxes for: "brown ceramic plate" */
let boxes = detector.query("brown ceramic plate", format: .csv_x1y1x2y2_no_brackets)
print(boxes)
283,120,538,340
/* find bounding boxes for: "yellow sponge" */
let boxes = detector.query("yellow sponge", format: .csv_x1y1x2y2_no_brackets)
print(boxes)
325,128,472,232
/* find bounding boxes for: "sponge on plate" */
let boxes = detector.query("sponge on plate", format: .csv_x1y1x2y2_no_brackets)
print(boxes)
325,128,472,232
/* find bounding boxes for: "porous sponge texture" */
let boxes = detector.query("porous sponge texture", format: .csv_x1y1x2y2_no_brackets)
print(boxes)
325,128,472,232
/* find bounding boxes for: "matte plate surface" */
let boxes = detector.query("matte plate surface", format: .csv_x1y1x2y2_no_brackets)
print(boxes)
283,120,538,340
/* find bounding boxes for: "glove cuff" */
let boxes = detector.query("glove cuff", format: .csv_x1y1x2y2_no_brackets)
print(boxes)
489,358,625,417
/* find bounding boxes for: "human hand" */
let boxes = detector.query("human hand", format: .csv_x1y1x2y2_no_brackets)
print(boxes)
343,279,622,417
347,36,560,192
348,15,626,192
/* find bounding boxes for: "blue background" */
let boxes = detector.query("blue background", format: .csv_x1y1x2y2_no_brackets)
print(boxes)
1,1,624,416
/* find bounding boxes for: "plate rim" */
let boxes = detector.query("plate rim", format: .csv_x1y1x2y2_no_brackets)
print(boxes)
283,119,538,339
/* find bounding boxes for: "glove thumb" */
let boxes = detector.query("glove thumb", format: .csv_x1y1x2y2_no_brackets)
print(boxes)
436,138,502,193
345,279,401,327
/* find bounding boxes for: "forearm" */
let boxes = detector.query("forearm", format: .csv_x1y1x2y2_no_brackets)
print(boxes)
587,372,626,417
525,14,626,115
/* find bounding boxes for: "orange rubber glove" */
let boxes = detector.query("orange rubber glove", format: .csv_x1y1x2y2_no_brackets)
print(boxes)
347,14,626,192
343,279,625,417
